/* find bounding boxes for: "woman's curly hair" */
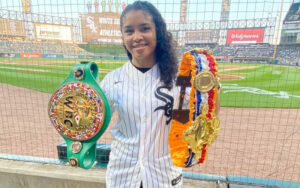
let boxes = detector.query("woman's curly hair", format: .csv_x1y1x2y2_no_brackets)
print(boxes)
120,1,178,89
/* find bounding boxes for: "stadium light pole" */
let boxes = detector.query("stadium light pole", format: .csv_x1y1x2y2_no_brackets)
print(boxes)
273,0,284,60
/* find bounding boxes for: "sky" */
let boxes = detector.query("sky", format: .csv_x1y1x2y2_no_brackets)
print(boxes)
0,0,294,23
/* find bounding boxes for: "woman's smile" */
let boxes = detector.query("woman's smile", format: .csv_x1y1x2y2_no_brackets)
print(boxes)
133,43,148,52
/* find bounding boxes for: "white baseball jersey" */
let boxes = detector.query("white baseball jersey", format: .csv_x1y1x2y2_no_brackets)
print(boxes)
100,61,186,188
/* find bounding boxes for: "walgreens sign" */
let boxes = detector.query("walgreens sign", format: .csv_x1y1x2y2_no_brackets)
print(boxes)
226,28,264,44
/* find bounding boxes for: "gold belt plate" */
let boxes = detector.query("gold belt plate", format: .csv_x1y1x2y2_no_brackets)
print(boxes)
49,82,105,141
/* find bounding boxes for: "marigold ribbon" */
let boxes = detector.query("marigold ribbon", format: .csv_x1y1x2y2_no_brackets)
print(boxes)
169,48,220,167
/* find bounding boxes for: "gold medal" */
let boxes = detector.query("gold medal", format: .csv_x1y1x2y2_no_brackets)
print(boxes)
182,118,200,147
193,71,217,93
183,104,220,153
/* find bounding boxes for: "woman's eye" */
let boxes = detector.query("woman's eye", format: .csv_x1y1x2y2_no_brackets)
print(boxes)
124,29,133,34
141,27,150,32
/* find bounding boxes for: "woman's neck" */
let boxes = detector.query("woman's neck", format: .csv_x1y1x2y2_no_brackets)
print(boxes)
132,57,156,68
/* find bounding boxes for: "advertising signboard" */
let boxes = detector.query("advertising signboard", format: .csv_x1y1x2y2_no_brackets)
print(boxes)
81,12,122,44
226,28,264,44
20,53,41,58
35,24,73,42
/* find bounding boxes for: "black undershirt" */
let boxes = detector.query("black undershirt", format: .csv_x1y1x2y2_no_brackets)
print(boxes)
133,64,151,73
137,67,151,73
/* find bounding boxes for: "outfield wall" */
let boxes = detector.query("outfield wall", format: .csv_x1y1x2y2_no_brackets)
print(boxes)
0,159,107,188
2,158,300,188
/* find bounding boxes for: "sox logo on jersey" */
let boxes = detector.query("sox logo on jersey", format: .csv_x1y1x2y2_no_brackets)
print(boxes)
154,86,174,124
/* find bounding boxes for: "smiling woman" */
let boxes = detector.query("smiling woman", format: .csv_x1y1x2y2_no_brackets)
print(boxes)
99,1,183,188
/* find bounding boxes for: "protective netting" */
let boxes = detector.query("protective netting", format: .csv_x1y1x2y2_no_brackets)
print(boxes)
0,0,299,187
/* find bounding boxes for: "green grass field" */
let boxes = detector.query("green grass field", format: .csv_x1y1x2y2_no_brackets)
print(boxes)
0,59,299,108
220,63,300,108
78,44,126,55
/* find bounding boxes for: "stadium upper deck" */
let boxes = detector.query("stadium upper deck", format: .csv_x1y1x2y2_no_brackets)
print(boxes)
281,1,300,44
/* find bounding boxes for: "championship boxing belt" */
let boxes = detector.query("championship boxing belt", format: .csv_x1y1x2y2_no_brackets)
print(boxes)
48,62,111,169
169,48,220,167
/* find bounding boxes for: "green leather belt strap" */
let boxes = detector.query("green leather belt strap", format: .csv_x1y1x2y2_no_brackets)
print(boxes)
66,140,97,169
48,62,111,169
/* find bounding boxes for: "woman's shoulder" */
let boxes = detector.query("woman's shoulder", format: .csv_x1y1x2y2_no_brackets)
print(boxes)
104,61,129,77
100,61,129,85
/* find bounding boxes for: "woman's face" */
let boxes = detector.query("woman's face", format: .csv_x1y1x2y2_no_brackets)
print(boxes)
121,9,157,67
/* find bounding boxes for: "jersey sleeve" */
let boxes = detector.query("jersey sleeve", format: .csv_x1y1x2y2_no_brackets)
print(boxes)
99,73,116,113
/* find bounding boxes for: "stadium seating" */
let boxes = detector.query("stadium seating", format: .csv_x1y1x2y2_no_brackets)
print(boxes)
0,41,92,56
276,45,300,66
180,43,274,62
1,39,300,66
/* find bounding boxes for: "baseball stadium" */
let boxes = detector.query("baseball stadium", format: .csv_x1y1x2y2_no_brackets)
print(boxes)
0,0,299,187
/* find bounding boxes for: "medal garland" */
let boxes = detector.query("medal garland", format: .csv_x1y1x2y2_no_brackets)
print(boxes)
169,49,220,167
